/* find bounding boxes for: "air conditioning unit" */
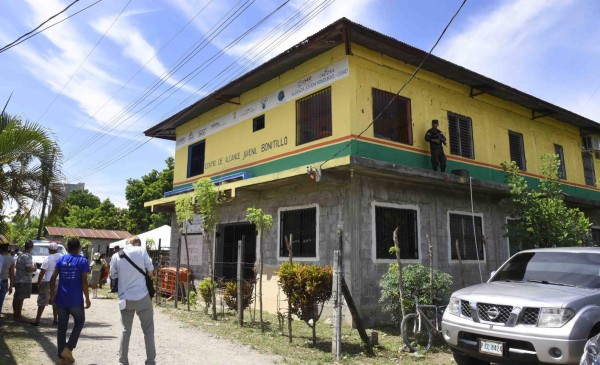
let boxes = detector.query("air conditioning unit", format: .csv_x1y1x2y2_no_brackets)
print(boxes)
582,136,600,151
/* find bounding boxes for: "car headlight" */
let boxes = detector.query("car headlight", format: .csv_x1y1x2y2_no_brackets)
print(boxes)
538,308,575,328
447,297,460,316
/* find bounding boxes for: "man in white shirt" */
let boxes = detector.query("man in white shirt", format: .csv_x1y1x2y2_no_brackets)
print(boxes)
110,236,155,365
32,242,63,326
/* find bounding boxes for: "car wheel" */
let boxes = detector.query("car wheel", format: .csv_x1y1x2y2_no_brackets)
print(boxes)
452,351,490,365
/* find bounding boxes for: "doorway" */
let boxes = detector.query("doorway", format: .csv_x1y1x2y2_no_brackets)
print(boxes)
215,222,256,282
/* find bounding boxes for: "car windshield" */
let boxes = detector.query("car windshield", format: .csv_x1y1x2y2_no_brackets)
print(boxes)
491,251,600,289
32,245,66,256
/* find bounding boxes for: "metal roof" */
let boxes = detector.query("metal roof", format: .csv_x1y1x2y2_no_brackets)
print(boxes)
45,226,131,240
145,18,600,140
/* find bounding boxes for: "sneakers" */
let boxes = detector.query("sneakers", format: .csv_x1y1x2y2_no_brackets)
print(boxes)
61,347,75,364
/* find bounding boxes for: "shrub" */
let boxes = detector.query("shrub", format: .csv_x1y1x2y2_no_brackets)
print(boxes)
222,280,254,311
379,264,453,324
277,262,333,345
198,277,215,314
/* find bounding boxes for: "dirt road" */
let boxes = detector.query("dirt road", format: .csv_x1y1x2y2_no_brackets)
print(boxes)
1,290,280,364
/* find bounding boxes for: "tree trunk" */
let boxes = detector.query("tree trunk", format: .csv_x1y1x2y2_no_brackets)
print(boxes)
312,323,317,346
286,233,293,343
393,227,405,319
427,234,434,303
184,227,191,312
259,231,264,332
208,234,217,320
175,233,182,309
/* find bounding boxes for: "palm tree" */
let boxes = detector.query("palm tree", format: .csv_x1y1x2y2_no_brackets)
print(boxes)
0,100,64,235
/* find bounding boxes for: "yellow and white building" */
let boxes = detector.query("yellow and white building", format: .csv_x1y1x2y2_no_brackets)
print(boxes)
145,18,600,323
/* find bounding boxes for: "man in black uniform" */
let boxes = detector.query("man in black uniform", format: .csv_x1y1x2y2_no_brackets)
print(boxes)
425,119,447,172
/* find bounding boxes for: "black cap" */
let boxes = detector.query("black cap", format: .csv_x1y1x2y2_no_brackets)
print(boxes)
432,119,439,125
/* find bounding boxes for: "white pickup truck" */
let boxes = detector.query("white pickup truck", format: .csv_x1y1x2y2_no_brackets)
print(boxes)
31,241,66,286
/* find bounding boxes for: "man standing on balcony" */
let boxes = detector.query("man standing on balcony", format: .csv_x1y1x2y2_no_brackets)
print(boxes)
425,119,447,173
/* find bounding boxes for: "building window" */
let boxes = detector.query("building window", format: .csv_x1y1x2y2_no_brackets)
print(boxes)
372,88,412,144
187,140,206,177
449,213,484,261
279,207,317,258
508,131,526,171
592,228,600,246
583,152,596,186
374,205,418,260
448,112,474,159
253,115,265,132
554,144,566,179
296,87,332,145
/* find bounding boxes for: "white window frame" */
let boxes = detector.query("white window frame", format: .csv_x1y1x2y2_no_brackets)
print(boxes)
371,202,421,264
447,210,486,263
277,203,320,262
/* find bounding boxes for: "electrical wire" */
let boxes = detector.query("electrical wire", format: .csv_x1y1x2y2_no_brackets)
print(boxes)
0,0,81,53
64,0,254,162
0,0,103,54
68,0,333,181
36,0,133,123
318,0,468,171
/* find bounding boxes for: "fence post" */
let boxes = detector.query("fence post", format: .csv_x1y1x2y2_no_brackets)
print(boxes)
237,237,245,326
156,238,162,305
331,249,342,359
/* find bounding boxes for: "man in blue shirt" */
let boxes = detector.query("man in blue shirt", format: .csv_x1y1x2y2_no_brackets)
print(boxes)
50,238,91,365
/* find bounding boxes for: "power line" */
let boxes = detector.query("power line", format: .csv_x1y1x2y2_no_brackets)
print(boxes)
36,0,133,123
0,0,103,54
61,0,215,144
64,0,254,163
68,0,331,180
0,0,81,53
319,0,468,171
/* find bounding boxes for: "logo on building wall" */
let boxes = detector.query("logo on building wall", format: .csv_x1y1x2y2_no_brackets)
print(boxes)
261,97,268,109
277,90,285,101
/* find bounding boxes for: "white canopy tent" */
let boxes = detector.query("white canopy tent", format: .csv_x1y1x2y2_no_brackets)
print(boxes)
109,225,171,250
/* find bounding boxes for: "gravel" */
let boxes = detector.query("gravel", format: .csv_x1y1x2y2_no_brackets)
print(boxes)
2,290,280,364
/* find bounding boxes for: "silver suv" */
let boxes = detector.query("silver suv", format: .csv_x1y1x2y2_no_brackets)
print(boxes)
442,247,600,365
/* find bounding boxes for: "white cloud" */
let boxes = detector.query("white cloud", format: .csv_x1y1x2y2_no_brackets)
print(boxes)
90,13,196,93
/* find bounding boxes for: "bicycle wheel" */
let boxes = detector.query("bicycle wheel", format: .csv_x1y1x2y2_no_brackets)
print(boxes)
401,313,433,352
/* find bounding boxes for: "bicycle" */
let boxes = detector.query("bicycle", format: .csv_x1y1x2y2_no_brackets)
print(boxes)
401,296,447,352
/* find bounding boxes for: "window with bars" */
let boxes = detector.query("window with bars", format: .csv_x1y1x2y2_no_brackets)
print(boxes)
253,114,265,132
583,152,596,186
187,140,206,177
279,207,317,258
374,206,418,260
554,144,566,179
448,112,474,159
592,228,600,246
508,131,526,171
372,88,413,144
450,213,484,261
296,87,332,145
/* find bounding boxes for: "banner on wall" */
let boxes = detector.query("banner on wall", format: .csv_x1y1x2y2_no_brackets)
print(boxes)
175,57,350,149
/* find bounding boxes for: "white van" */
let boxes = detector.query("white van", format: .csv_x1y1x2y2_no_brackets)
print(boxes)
31,241,66,285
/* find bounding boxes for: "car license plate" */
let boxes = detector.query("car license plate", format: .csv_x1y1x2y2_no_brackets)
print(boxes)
479,339,504,356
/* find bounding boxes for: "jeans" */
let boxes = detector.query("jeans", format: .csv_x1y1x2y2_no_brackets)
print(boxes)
119,295,155,365
0,280,8,315
57,306,85,358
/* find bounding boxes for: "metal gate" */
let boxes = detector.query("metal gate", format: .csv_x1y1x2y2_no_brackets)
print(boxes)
215,223,256,282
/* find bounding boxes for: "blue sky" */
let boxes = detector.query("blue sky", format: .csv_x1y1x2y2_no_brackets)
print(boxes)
1,0,599,209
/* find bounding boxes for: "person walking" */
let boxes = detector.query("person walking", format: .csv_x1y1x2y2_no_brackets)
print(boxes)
110,236,155,365
110,245,121,293
89,252,104,299
99,254,109,289
50,238,91,365
425,119,447,173
0,244,15,319
12,239,34,321
32,242,63,326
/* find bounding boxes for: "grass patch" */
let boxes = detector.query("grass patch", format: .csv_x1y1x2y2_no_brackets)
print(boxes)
158,302,453,364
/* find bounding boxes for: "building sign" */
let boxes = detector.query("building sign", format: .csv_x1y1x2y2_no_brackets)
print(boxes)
176,57,350,149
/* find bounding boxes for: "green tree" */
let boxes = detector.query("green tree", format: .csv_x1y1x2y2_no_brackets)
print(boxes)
246,207,272,332
58,191,131,232
502,153,591,249
6,215,40,246
0,104,64,234
125,157,173,234
175,194,194,311
193,178,220,320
